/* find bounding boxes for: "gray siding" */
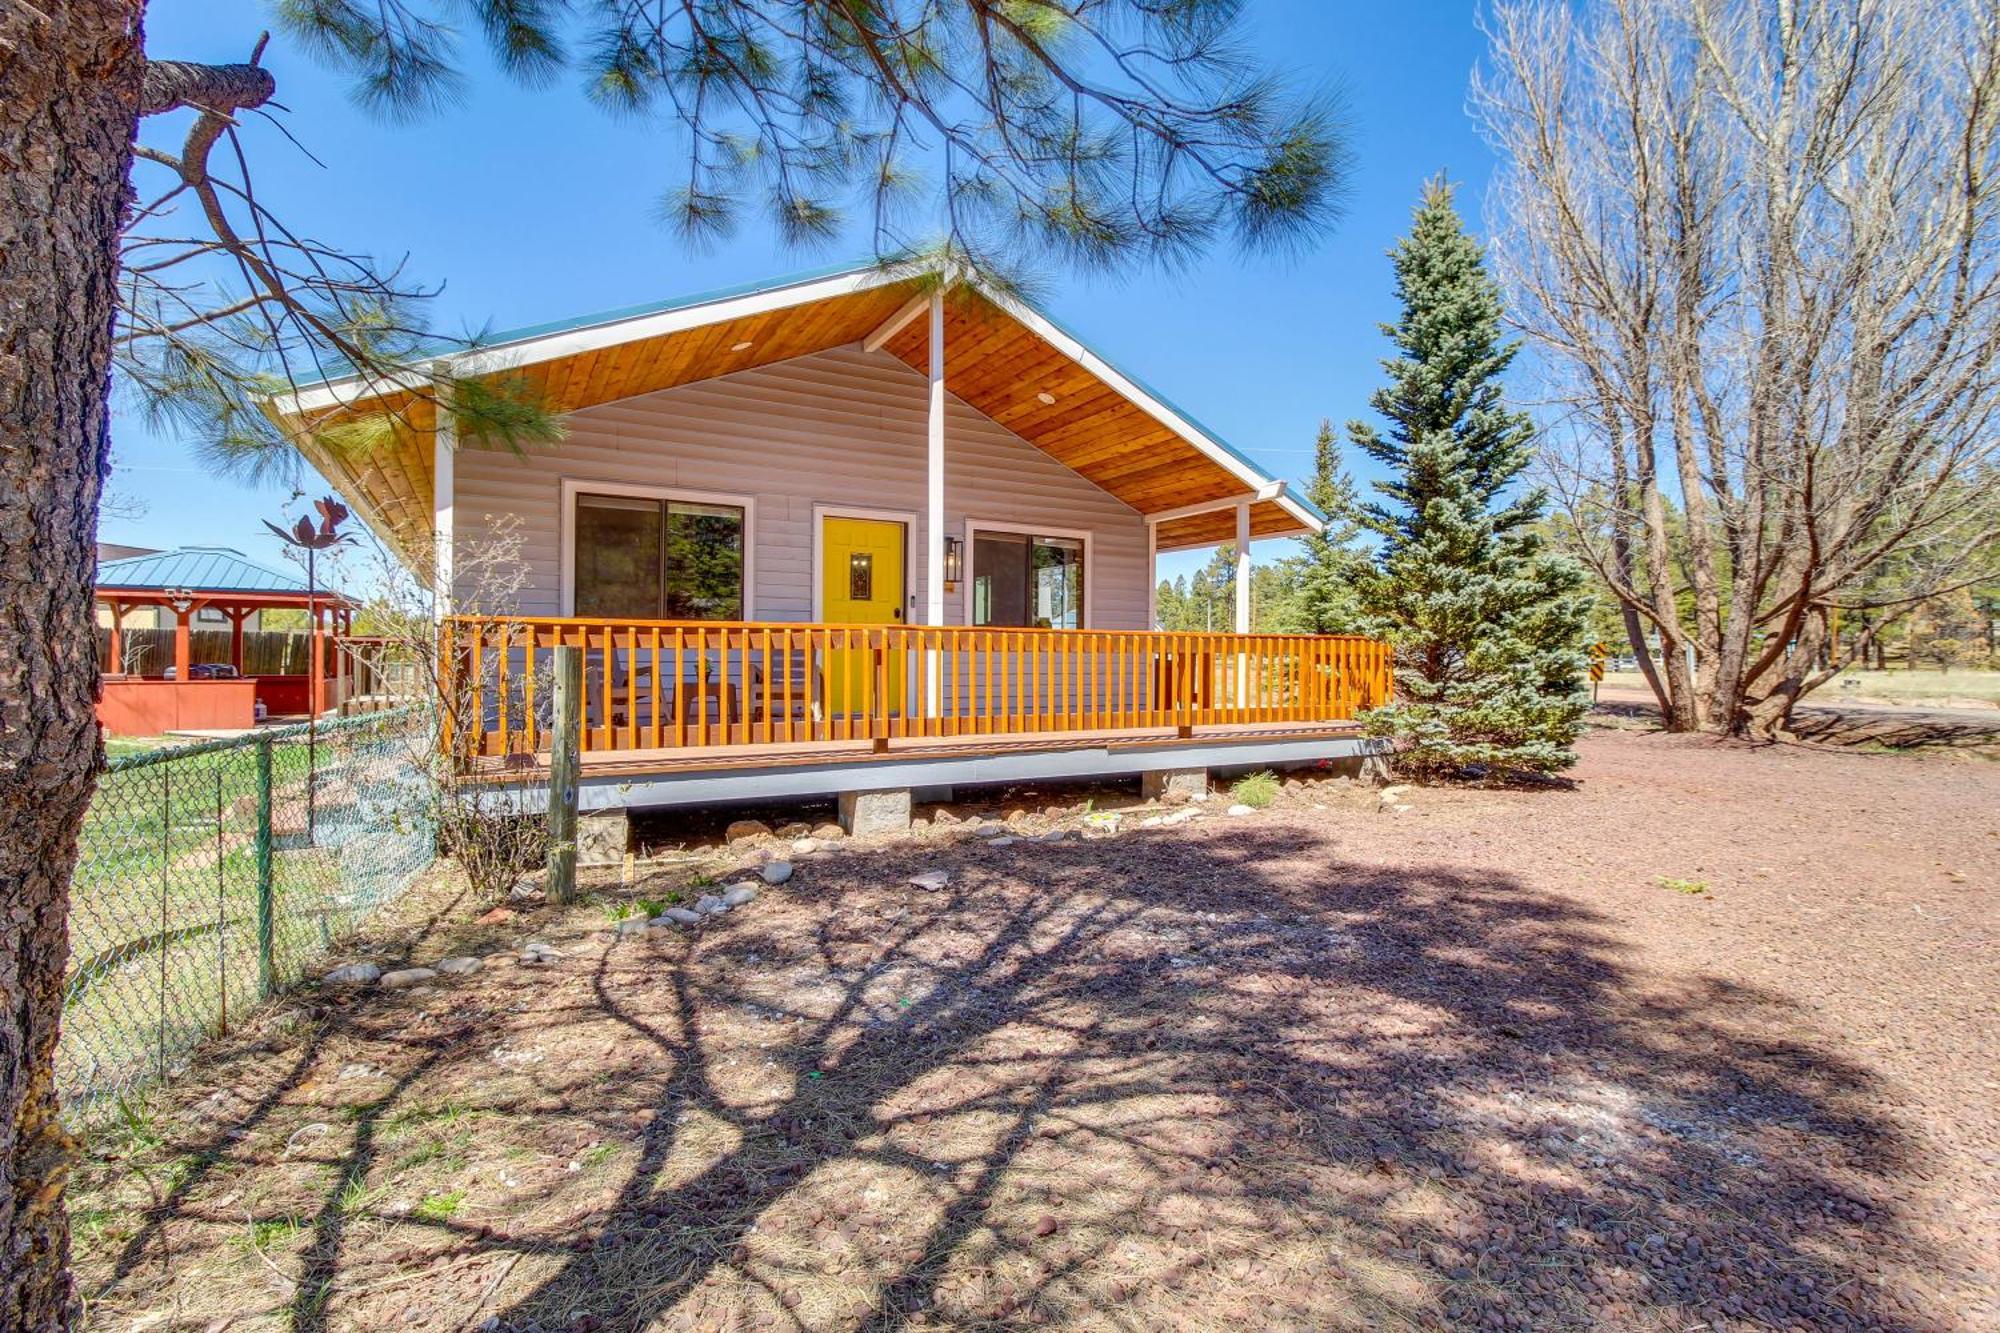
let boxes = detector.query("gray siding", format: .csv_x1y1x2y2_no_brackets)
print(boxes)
451,345,1150,627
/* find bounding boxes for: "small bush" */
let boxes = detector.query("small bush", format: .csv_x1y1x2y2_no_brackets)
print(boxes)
1230,771,1280,808
635,897,666,919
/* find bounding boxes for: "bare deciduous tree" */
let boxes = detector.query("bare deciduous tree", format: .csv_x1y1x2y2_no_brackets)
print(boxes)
1475,0,2000,736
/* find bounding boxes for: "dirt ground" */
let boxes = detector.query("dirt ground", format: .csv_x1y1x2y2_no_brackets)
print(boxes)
71,719,1999,1332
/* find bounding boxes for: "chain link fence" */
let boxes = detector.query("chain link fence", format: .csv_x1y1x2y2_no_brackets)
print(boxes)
62,710,437,1119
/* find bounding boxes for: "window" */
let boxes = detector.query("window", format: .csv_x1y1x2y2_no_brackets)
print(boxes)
971,531,1084,629
195,608,228,625
572,491,745,620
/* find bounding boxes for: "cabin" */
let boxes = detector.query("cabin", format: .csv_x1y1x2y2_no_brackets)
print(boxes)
266,264,1390,848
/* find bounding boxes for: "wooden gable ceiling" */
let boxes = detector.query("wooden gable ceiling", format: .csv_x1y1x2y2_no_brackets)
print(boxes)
876,291,1290,546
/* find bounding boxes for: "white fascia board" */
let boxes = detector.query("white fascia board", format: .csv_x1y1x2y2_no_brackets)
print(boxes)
272,266,906,418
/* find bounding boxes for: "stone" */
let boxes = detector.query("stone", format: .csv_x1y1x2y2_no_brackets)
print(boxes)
1140,816,1164,828
927,807,960,827
790,838,819,856
1161,809,1202,827
1002,806,1032,825
775,821,811,839
435,956,482,976
476,906,517,926
908,869,951,892
810,822,845,841
519,940,562,965
508,878,544,903
839,787,911,838
324,962,381,986
615,916,649,937
1081,811,1120,836
1227,804,1255,817
725,819,774,844
380,967,438,989
759,860,794,886
1142,768,1209,803
987,836,1018,848
661,908,703,926
723,884,759,908
973,823,1009,839
1379,785,1411,804
577,810,629,866
694,894,724,914
1037,830,1066,843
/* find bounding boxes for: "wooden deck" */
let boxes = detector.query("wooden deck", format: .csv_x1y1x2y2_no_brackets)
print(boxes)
466,718,1368,784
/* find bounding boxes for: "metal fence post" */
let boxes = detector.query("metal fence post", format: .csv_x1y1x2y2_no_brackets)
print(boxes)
255,735,276,998
547,645,581,904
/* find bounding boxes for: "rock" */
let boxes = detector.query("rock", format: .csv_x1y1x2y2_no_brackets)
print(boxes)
759,861,794,886
660,907,703,926
973,823,1009,839
380,967,438,989
987,836,1017,848
1081,812,1120,835
1227,803,1255,817
725,819,773,844
1188,791,1211,804
324,962,381,986
435,956,482,976
694,894,724,914
791,838,819,856
508,879,544,903
615,916,649,938
810,822,845,841
723,884,759,908
476,906,516,926
1140,816,1164,828
1161,808,1202,826
928,807,960,827
908,869,951,892
775,821,811,839
1379,785,1411,803
1037,830,1066,843
1003,807,1031,825
519,940,561,965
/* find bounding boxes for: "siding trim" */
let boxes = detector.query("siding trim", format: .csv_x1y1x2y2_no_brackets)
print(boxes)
810,504,919,622
963,518,1095,630
557,477,760,618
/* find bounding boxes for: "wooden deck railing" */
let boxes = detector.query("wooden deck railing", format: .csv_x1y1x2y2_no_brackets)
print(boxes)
442,615,1392,759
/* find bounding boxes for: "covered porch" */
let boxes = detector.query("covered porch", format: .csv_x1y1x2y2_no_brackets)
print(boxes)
95,546,361,736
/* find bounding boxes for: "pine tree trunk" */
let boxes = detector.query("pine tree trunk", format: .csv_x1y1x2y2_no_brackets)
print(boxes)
1,2,147,1326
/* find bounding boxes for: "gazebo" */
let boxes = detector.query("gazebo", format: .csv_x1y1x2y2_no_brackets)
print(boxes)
96,546,359,735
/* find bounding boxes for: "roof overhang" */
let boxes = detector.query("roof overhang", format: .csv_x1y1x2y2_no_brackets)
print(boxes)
265,265,1321,563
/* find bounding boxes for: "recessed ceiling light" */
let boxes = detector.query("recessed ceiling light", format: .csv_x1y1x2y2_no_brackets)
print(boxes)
731,340,754,352
1036,391,1057,405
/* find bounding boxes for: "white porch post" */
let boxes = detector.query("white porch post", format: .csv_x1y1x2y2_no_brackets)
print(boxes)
925,291,946,626
1233,500,1252,633
1145,523,1158,630
923,289,946,716
431,368,455,622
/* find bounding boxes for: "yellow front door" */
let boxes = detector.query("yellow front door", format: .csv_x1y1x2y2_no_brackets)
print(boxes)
821,516,906,715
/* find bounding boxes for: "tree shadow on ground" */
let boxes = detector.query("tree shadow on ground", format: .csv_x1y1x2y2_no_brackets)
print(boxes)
89,819,1960,1331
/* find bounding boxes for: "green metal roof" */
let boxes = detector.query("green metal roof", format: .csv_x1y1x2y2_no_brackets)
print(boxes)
97,546,307,594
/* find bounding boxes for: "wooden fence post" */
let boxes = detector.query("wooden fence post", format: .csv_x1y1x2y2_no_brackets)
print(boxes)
547,644,581,904
255,736,275,998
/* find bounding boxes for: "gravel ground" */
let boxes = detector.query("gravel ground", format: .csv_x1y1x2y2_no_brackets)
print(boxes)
72,723,1999,1331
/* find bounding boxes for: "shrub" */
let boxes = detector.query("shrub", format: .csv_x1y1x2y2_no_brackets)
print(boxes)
1230,770,1280,808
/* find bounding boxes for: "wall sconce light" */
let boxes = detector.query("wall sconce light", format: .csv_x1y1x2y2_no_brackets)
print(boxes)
943,535,963,591
164,587,198,615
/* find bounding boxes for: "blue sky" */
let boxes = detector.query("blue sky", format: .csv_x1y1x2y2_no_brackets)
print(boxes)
114,0,1496,590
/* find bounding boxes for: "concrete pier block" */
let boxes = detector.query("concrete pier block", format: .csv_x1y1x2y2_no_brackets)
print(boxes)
577,810,629,866
839,787,912,837
1142,768,1209,803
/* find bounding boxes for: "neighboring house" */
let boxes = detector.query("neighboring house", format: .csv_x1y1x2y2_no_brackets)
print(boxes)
95,543,165,628
267,263,1391,841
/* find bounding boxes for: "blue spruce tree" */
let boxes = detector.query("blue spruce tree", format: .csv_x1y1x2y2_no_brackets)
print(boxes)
1351,179,1592,778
